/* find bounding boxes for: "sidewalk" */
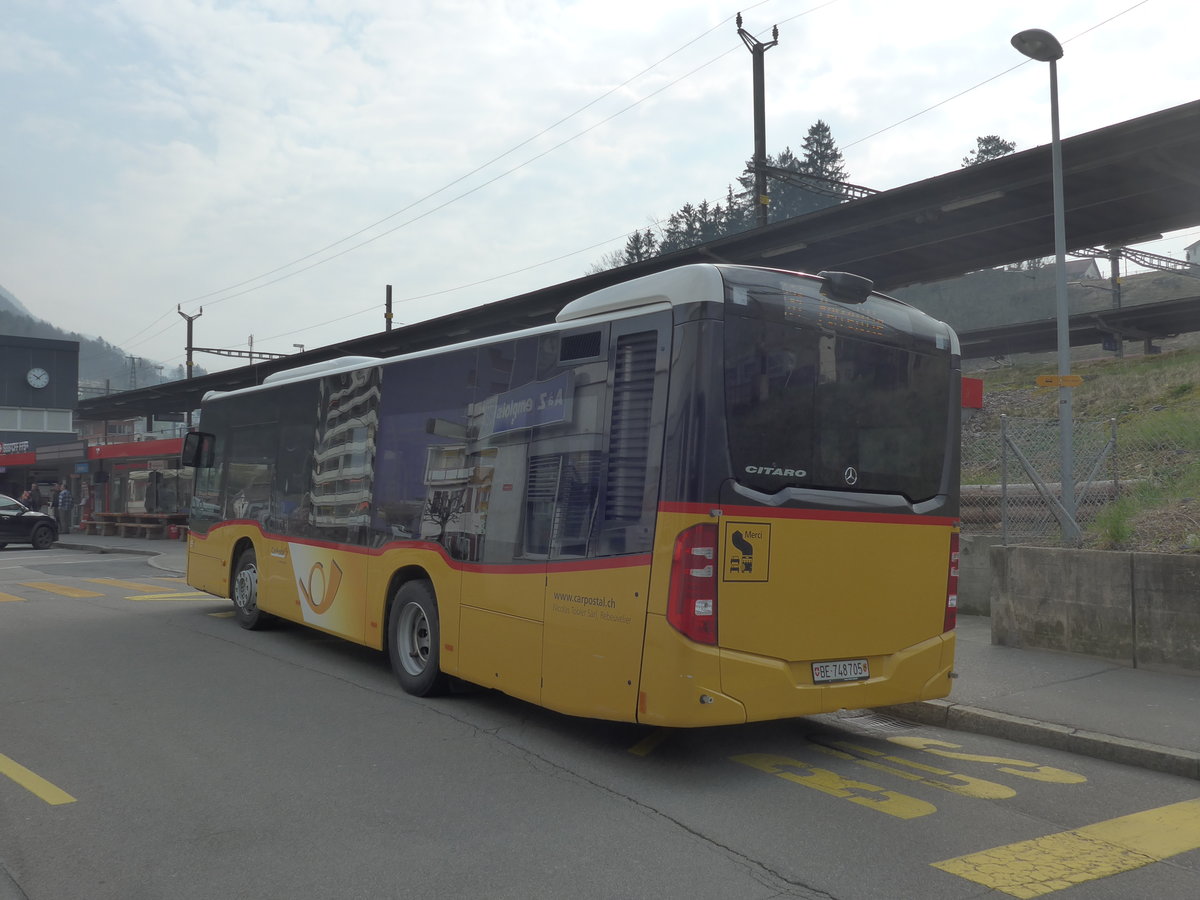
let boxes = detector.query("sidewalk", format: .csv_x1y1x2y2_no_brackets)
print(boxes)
883,615,1200,780
52,533,1200,780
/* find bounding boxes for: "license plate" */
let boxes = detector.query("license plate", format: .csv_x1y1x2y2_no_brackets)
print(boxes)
812,658,870,684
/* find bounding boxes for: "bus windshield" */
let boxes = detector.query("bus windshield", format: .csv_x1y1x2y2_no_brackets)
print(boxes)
723,269,953,503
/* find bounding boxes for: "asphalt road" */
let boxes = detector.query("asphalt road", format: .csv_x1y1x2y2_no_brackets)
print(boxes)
2,548,1199,899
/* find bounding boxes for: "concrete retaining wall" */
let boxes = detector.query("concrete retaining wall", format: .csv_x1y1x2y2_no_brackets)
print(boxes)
990,545,1200,672
959,535,1002,616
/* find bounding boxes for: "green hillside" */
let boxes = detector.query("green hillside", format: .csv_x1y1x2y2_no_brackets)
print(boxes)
971,344,1200,552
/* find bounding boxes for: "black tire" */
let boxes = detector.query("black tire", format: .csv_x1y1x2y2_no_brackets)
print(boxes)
231,547,271,630
30,526,54,551
388,580,448,697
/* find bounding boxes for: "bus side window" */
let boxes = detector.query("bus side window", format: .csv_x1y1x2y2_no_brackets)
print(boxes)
227,425,276,525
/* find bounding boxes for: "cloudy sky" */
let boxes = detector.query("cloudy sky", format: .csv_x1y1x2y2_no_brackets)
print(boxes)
3,0,1197,374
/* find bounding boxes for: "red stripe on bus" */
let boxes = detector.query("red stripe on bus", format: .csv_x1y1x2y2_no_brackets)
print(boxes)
657,501,958,527
196,521,651,573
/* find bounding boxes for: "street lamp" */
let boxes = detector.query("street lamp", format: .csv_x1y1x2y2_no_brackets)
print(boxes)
1012,28,1079,543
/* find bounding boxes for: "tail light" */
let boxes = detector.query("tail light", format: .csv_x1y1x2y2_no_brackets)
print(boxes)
944,531,959,632
667,523,718,645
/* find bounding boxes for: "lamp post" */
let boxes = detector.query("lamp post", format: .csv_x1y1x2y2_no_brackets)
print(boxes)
1012,28,1078,543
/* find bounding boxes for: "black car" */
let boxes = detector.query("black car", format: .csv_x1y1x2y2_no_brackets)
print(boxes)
0,493,59,550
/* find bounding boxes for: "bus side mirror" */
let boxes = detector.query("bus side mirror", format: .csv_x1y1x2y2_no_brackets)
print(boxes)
182,432,215,468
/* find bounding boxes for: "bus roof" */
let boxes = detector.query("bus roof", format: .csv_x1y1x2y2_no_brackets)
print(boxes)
199,264,946,405
556,264,729,322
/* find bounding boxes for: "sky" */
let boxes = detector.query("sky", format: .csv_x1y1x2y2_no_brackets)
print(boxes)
2,0,1198,376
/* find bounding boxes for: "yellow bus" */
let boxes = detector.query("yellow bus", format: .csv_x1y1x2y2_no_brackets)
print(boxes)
183,264,960,726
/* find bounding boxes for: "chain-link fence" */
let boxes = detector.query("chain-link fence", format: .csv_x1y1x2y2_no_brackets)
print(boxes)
961,405,1200,547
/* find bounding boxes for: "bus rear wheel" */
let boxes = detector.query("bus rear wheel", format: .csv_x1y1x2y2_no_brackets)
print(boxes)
232,547,271,630
388,580,448,697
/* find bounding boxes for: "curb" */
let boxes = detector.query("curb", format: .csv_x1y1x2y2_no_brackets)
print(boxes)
880,699,1200,781
53,540,153,557
54,541,185,575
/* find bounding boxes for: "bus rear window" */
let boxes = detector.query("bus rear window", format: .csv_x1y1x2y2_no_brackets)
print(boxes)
724,280,952,503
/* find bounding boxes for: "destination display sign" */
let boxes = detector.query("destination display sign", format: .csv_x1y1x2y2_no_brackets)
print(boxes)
484,371,574,437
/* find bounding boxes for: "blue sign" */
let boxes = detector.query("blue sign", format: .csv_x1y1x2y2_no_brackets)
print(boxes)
487,372,574,436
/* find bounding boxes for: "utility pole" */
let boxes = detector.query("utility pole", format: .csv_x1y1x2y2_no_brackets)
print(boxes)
177,305,203,379
1107,247,1124,358
386,284,394,331
738,12,779,228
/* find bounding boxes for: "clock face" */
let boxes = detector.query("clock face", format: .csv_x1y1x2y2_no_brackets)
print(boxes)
26,367,50,389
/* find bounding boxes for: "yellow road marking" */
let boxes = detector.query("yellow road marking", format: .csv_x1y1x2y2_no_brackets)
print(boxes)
0,753,77,805
126,592,211,601
889,737,1086,784
628,728,672,757
208,611,236,618
812,740,1016,800
933,798,1200,898
86,577,173,591
18,582,103,598
732,753,936,819
0,592,26,602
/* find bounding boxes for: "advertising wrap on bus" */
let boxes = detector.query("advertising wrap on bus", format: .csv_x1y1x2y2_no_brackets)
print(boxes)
183,264,959,726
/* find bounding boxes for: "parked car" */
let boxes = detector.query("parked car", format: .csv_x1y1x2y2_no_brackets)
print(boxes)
0,493,59,550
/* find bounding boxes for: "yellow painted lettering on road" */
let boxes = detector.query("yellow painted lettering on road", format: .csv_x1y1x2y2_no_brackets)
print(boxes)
87,577,173,592
0,592,26,602
812,740,1016,800
933,797,1200,898
0,753,76,806
731,753,936,819
888,737,1086,784
18,582,103,598
208,610,236,618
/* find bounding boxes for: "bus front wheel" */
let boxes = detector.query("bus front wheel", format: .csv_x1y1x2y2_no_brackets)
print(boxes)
388,580,448,697
232,547,271,630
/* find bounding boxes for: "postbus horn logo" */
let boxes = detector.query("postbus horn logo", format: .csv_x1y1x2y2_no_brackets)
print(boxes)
299,559,343,614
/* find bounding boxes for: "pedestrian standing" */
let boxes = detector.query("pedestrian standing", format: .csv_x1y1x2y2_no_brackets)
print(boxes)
56,482,74,535
28,483,43,512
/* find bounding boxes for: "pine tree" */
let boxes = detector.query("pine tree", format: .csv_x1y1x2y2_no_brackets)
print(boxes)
622,228,659,264
801,120,847,184
962,135,1017,167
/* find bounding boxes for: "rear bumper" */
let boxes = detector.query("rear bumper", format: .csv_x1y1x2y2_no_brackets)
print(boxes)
637,614,954,727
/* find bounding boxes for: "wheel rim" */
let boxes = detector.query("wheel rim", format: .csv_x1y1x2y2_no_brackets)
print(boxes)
234,562,258,614
398,603,431,676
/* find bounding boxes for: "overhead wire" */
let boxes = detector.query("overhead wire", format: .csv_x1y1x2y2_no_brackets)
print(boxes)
111,0,790,356
120,0,1169,367
119,2,834,358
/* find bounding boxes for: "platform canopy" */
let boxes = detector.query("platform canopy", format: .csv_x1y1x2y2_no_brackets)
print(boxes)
77,99,1200,421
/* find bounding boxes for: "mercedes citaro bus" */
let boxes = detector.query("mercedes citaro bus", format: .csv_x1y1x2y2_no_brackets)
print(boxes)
182,264,960,726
